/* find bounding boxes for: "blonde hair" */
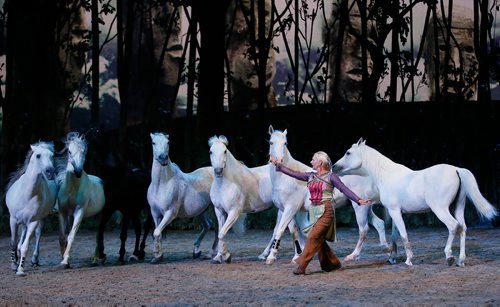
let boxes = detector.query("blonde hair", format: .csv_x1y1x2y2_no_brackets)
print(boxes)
313,151,332,171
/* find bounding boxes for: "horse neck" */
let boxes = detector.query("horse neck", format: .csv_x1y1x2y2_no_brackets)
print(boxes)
223,150,247,182
22,162,46,195
151,158,176,185
282,148,308,171
362,147,402,183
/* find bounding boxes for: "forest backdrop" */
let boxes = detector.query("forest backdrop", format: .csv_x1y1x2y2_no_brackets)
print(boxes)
0,0,499,231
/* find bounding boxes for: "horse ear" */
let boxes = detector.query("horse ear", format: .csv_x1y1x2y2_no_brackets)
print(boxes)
268,125,274,135
219,135,229,146
283,129,287,136
208,136,217,147
150,133,155,140
30,145,35,152
356,137,365,145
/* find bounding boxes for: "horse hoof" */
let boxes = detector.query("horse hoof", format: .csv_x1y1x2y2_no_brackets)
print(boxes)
224,255,231,264
211,254,224,264
344,254,358,262
137,251,146,261
128,255,139,262
388,258,397,265
193,251,202,259
11,263,18,271
60,263,71,269
31,262,40,268
258,251,269,260
16,271,26,277
117,259,126,265
150,255,163,264
265,257,276,265
447,256,455,266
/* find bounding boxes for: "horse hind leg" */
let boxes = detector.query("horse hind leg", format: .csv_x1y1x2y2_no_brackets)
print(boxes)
454,192,467,267
388,222,399,264
118,216,130,264
193,211,211,259
430,201,460,266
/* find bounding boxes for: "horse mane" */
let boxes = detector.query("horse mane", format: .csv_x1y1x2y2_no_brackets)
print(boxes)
5,141,54,192
359,143,410,177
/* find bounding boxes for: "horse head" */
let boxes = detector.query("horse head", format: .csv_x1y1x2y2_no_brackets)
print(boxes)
150,132,170,166
66,132,88,178
208,135,229,178
268,125,288,164
30,141,56,180
332,137,366,175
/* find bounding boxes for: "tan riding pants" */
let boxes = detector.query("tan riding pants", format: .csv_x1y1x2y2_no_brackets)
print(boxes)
296,202,340,271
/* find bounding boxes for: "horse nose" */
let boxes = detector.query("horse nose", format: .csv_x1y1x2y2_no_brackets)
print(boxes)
45,168,56,180
331,164,342,174
158,154,169,165
214,168,223,177
74,168,83,178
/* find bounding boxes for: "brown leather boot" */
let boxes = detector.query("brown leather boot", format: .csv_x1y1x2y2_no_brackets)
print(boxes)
293,265,306,275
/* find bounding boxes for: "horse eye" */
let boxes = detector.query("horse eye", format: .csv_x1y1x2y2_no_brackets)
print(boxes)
224,150,227,154
36,154,41,159
346,152,351,156
209,151,212,155
285,142,288,146
270,142,273,145
152,142,156,146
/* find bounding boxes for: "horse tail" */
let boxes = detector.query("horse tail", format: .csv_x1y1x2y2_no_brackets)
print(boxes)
232,213,247,236
456,168,498,220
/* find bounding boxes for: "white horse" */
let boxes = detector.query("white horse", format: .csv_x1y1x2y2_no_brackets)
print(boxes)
332,138,498,266
6,141,58,276
57,132,105,268
147,132,218,263
266,127,389,264
209,135,303,264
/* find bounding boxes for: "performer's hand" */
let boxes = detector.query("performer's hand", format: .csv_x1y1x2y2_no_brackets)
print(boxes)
269,156,279,165
358,199,372,205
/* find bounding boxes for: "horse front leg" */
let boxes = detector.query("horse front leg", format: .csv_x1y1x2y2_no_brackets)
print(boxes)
259,210,282,261
212,207,237,264
369,206,391,253
58,212,68,258
266,208,299,265
61,208,85,268
9,217,19,271
16,221,38,276
193,210,212,259
150,210,176,264
345,202,370,261
31,220,43,267
388,209,413,266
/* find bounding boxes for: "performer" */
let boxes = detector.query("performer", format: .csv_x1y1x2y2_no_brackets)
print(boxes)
270,151,371,275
